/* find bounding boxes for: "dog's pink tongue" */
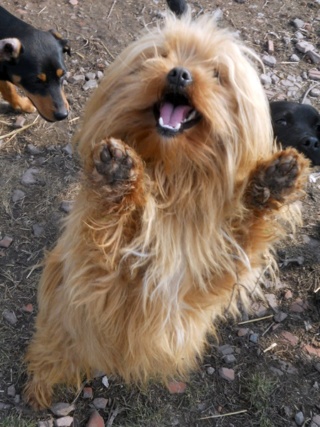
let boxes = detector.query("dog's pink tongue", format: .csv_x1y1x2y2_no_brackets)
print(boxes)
160,102,192,127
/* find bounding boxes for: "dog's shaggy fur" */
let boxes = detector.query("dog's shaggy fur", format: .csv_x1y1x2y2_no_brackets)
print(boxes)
24,12,309,409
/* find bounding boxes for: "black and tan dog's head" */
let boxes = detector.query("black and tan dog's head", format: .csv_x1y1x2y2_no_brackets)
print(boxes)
270,101,320,166
1,29,70,122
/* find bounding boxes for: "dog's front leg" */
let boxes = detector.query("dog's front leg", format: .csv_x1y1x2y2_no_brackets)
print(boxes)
244,148,309,213
0,81,36,113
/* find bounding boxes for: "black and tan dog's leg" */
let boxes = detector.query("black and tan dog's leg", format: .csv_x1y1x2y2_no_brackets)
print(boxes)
245,148,309,212
0,81,35,113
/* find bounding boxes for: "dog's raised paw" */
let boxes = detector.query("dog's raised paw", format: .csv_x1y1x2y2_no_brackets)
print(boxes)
93,138,136,185
247,148,308,209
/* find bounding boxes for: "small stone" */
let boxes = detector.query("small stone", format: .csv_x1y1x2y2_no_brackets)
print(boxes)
280,331,299,346
310,88,320,97
271,74,280,84
69,0,78,5
295,411,304,426
2,309,17,325
97,71,104,80
102,376,109,388
38,420,54,427
292,18,304,29
21,167,39,185
274,311,287,323
32,223,44,237
0,236,13,248
68,74,85,84
12,189,26,202
87,410,105,427
306,50,320,64
83,387,93,399
251,302,267,316
13,115,26,128
219,367,235,381
7,384,15,397
218,344,234,355
167,381,187,394
265,293,278,310
267,40,274,54
309,69,320,81
270,367,284,376
237,328,249,337
262,54,276,67
14,394,20,404
294,31,304,40
27,144,43,155
62,143,73,156
284,290,293,300
304,345,320,358
51,402,75,417
83,79,98,91
54,416,73,427
0,402,12,410
296,41,315,53
315,363,320,373
92,397,108,409
22,303,34,313
290,298,308,313
311,415,320,426
249,333,259,344
85,72,96,80
290,54,300,62
206,366,215,375
223,354,236,364
60,200,73,214
260,73,272,85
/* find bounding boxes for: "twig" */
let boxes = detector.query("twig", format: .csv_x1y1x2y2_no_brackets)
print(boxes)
106,405,123,427
69,117,80,123
262,322,275,336
199,409,247,420
0,115,39,140
71,381,87,405
263,342,277,353
107,0,117,19
238,314,273,325
95,39,115,60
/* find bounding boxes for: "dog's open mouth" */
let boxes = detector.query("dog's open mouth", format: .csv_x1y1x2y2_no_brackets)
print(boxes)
154,92,201,137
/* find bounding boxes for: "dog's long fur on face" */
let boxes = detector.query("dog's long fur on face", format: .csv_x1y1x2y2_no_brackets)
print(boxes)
24,12,308,409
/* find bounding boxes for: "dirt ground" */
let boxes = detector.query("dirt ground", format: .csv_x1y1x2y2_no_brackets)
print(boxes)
0,0,320,426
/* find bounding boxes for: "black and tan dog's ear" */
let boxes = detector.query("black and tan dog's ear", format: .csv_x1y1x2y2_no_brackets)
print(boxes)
0,38,24,62
49,30,71,56
166,0,187,16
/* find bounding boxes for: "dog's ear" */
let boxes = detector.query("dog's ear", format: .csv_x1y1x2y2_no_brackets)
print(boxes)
0,38,24,63
49,30,71,56
166,0,187,16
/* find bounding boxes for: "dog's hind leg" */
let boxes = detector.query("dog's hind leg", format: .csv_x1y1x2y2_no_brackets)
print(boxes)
24,249,82,410
0,81,36,113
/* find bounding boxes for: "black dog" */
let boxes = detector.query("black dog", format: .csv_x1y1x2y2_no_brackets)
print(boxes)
270,101,320,166
0,6,70,122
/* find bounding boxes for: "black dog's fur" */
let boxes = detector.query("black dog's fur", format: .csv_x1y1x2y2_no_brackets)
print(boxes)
270,101,320,166
0,6,70,122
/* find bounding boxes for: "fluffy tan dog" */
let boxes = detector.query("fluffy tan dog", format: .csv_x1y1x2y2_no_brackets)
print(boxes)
24,12,308,409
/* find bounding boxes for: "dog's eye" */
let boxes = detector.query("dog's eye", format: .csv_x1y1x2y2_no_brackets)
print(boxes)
275,118,287,126
213,70,219,79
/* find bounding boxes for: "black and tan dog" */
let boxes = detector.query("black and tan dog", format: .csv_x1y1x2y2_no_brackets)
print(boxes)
271,101,320,166
0,5,70,122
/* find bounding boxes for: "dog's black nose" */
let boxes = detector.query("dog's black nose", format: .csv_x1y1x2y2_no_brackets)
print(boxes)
54,110,68,121
167,67,193,87
302,136,319,149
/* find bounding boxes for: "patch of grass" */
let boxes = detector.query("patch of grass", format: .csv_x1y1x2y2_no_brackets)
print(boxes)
1,415,36,427
244,372,278,427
